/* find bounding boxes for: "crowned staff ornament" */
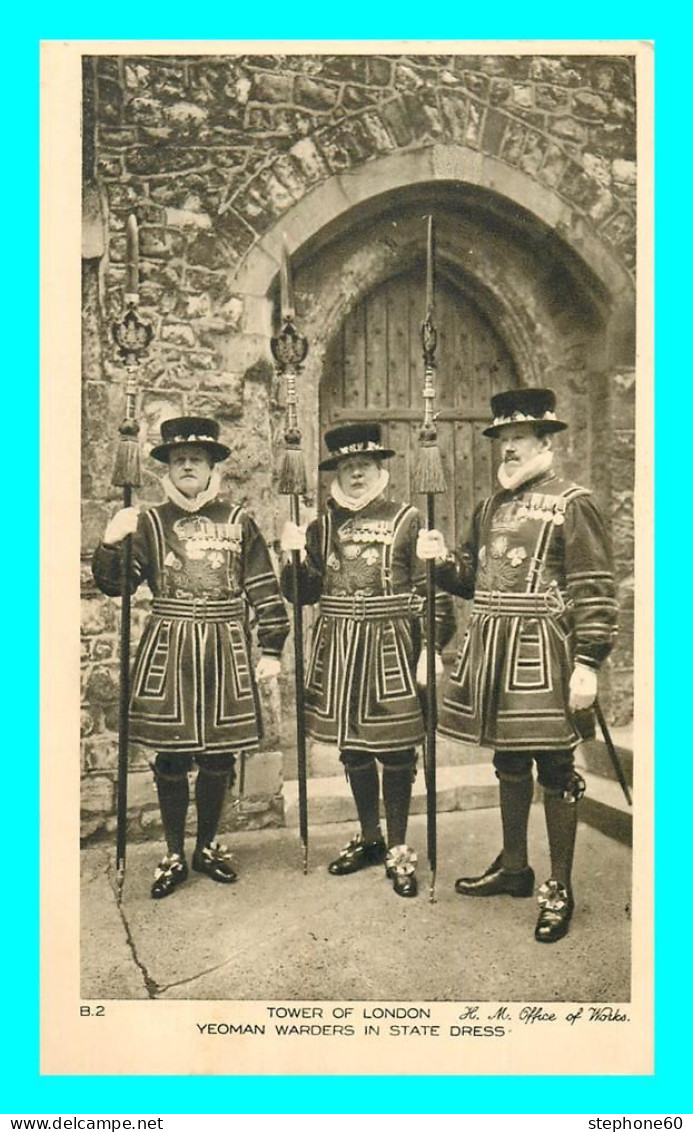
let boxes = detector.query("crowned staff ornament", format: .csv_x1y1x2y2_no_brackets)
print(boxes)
271,238,310,873
414,216,446,903
110,214,153,899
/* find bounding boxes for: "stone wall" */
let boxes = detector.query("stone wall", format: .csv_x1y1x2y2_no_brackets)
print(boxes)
607,371,637,725
88,53,635,266
81,51,637,841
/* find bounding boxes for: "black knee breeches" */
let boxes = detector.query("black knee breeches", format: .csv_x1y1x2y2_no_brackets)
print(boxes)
153,751,236,786
493,749,585,801
340,748,417,777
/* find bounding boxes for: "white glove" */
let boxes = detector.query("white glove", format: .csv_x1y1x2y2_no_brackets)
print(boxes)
416,649,444,688
255,655,281,683
569,664,598,711
103,506,139,546
416,529,448,561
280,521,307,556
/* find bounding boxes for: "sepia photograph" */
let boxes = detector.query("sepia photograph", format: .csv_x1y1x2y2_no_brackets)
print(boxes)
41,39,652,1076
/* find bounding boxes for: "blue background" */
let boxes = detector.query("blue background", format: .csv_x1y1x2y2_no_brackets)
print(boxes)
11,9,680,1115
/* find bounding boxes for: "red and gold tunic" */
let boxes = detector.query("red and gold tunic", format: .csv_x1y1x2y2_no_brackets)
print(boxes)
92,498,289,754
436,471,617,751
283,496,456,753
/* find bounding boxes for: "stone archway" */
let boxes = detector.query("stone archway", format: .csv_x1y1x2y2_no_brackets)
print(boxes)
228,144,634,318
225,163,633,515
226,150,635,513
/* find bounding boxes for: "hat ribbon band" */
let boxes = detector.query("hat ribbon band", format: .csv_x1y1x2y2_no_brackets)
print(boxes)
333,441,384,456
491,410,557,428
171,433,217,444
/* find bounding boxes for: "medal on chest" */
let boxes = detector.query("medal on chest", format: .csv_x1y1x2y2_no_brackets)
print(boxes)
172,516,242,570
336,518,394,564
338,517,394,546
515,492,566,526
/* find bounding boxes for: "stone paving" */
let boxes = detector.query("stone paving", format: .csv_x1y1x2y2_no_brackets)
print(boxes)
81,807,632,1003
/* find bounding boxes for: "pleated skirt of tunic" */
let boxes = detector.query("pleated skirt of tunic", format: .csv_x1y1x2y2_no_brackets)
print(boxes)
304,614,425,753
129,614,262,753
438,611,581,751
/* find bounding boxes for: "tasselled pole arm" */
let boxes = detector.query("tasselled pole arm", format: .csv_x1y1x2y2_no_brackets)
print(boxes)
109,213,153,897
413,216,447,904
271,237,310,874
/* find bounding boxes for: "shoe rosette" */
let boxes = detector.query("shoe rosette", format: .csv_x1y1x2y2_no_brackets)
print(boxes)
385,844,418,877
537,878,570,912
201,842,234,867
151,851,189,899
337,835,364,860
154,852,186,881
192,841,237,883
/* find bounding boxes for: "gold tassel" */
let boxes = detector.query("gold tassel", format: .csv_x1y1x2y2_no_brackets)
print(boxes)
278,445,307,495
111,420,142,489
414,442,446,495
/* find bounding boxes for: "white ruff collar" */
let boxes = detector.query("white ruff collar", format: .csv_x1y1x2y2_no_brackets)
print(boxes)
162,466,222,513
497,450,554,492
330,468,390,512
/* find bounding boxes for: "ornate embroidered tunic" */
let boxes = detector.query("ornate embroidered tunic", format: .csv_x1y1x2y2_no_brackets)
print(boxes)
435,471,617,751
283,496,456,753
92,499,289,754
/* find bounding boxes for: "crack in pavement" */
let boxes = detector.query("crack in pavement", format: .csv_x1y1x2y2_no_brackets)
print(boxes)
156,953,237,995
106,860,160,999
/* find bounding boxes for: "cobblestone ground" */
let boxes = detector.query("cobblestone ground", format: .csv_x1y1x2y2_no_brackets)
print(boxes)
81,807,631,1002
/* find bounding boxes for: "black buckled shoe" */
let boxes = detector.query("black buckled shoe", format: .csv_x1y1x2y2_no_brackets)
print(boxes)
192,843,238,884
328,835,387,876
534,880,574,943
151,853,189,900
385,845,418,898
454,852,535,897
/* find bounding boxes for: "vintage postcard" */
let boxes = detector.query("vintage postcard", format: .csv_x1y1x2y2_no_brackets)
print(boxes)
41,38,653,1076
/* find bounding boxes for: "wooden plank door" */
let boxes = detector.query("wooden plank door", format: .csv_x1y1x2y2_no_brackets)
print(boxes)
320,270,519,652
